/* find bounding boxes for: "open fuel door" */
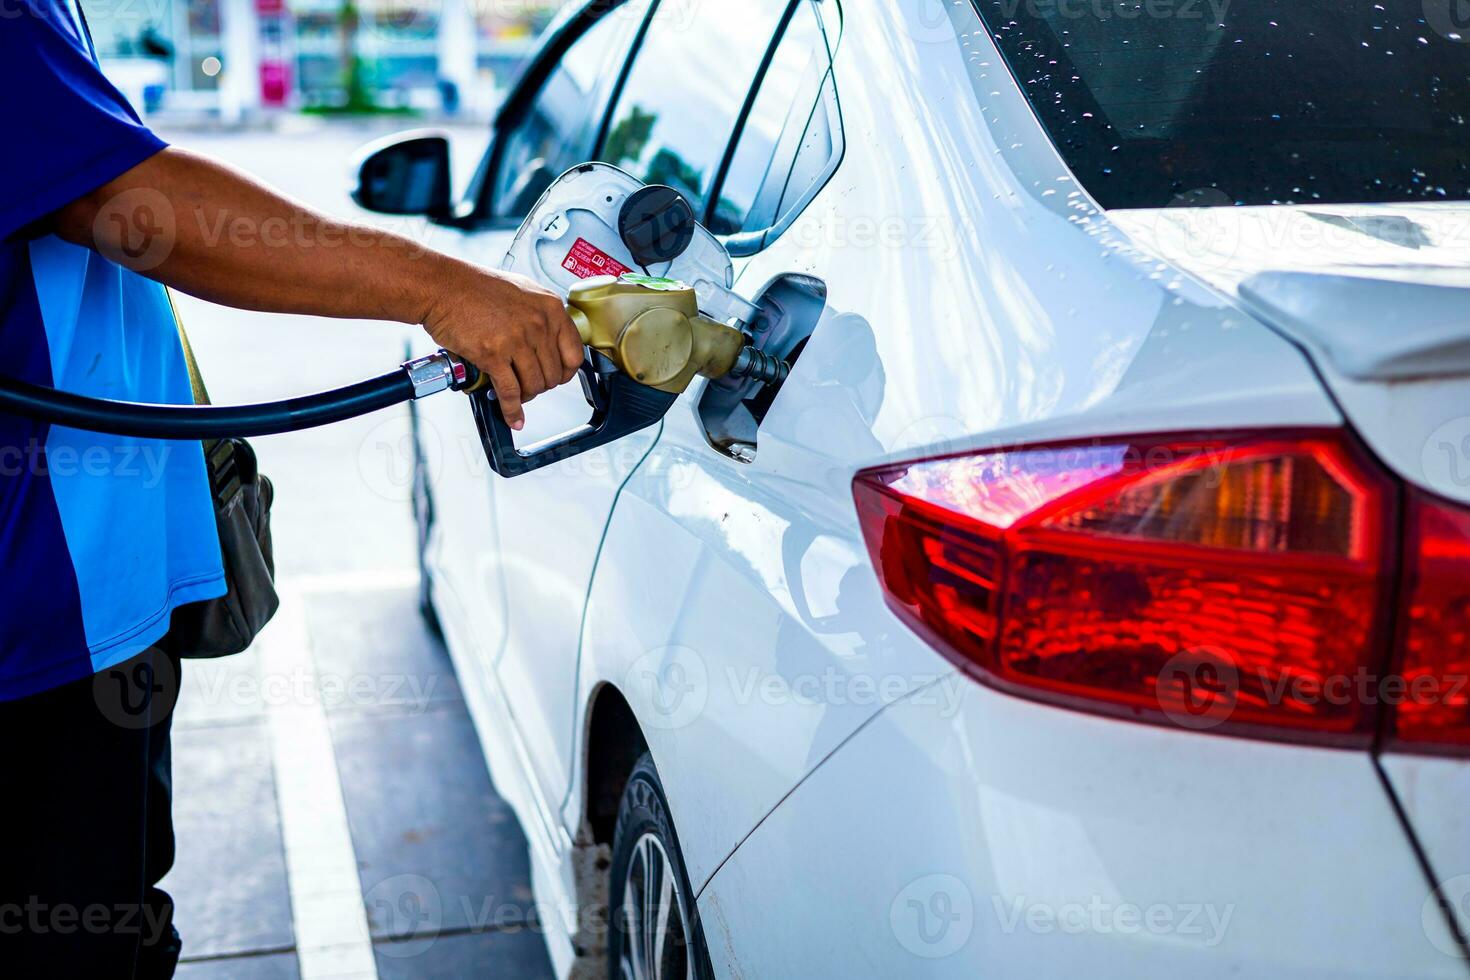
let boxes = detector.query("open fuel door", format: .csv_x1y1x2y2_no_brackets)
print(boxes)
470,164,758,477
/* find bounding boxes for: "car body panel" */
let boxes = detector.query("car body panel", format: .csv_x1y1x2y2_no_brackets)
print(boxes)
486,409,662,808
698,680,1466,979
1382,753,1470,945
568,0,1344,916
1110,203,1470,506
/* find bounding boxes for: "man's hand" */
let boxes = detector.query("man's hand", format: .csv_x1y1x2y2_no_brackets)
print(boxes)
49,147,586,429
421,269,584,430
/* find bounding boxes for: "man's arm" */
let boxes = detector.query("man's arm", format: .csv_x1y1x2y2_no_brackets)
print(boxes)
48,147,582,430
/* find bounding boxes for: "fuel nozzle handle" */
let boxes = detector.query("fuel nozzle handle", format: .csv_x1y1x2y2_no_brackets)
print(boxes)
413,275,788,405
566,274,788,395
571,295,786,386
456,274,790,479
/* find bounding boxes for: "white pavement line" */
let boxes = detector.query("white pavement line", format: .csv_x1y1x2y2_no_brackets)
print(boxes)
260,592,380,980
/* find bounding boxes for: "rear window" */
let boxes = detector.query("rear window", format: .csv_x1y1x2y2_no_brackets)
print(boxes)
975,0,1470,208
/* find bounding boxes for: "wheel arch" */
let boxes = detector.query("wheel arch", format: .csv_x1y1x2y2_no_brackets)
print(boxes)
581,681,649,846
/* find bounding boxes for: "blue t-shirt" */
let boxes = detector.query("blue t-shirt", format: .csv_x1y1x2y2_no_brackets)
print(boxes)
0,0,226,699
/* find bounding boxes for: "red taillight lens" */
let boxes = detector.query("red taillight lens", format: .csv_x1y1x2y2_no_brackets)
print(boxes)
1389,491,1470,752
854,432,1397,744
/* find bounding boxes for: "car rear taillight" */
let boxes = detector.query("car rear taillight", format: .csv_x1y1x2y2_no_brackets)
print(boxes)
853,431,1400,746
1388,491,1470,753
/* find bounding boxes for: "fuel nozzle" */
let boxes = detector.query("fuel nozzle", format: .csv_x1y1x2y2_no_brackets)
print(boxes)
567,274,788,395
441,274,787,404
729,346,791,387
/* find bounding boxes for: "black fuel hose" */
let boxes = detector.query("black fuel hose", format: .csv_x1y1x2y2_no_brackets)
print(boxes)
0,370,416,439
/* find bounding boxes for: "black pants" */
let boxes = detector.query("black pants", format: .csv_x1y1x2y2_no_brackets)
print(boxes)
0,645,183,978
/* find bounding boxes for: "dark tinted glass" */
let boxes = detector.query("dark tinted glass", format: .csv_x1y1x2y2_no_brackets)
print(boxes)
975,0,1470,208
599,0,791,216
492,3,648,219
711,0,834,235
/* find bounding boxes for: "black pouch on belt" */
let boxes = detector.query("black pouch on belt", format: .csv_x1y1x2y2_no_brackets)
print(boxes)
165,293,280,659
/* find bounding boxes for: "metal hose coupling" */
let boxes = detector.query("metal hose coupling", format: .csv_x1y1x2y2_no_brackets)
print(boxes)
404,351,479,399
729,346,791,386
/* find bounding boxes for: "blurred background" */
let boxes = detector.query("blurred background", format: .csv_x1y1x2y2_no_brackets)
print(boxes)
86,0,569,124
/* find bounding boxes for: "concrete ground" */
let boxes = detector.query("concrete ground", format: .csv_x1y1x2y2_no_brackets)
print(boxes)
155,119,554,979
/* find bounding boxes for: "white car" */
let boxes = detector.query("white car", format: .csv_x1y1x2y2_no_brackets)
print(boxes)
353,0,1470,976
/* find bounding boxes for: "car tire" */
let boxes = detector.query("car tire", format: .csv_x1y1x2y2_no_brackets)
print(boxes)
609,753,715,980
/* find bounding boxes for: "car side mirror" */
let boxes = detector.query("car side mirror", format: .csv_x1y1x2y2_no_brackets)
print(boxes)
351,131,453,220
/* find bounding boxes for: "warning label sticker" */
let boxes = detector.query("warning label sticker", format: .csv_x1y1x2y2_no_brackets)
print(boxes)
562,238,632,280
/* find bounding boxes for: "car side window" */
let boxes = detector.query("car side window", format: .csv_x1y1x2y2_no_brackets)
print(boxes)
491,3,650,221
598,0,792,219
708,0,841,245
